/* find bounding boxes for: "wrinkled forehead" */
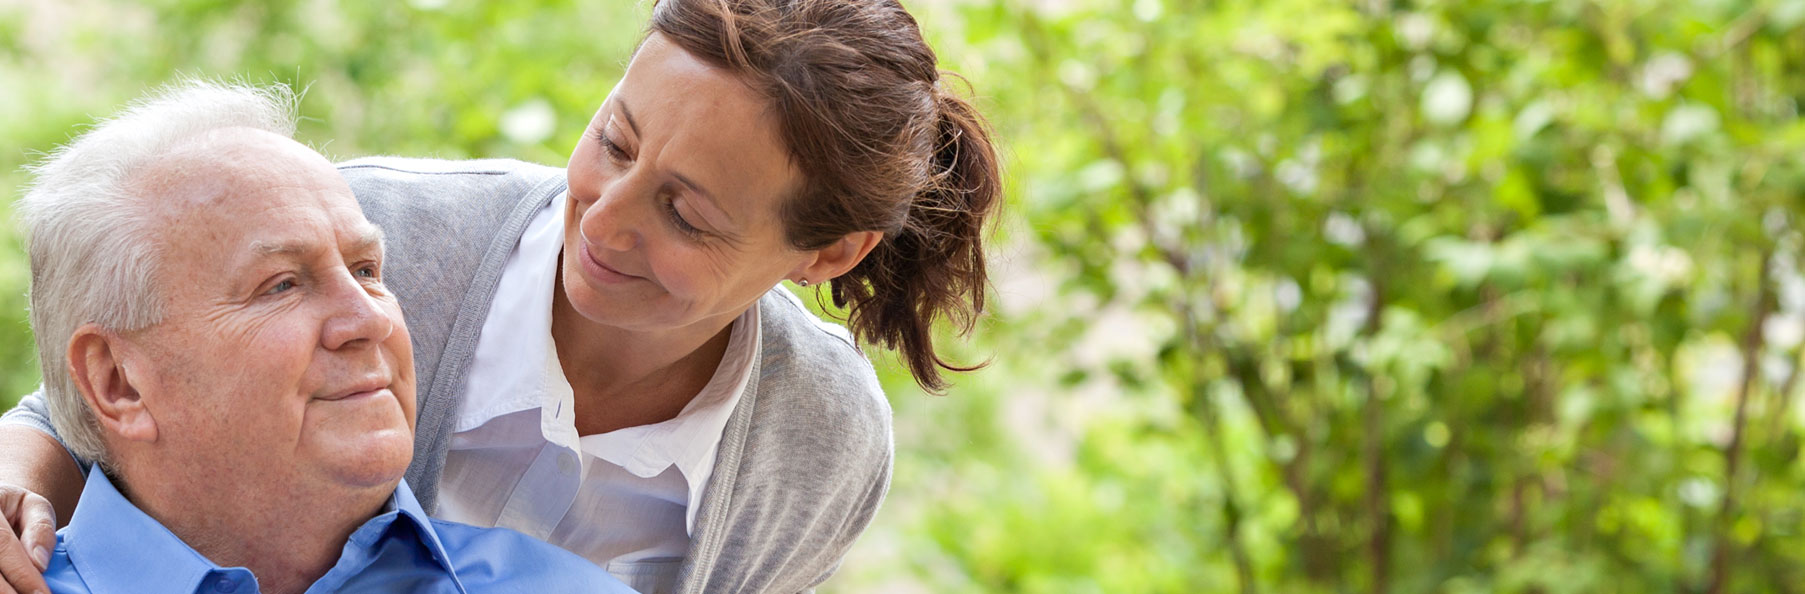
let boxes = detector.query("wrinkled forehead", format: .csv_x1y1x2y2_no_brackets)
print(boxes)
126,128,377,272
131,127,345,211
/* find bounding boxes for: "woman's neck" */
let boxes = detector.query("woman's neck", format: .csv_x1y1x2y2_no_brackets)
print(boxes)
550,278,736,435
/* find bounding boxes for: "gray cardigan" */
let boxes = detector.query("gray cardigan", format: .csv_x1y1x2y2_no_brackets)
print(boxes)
3,157,895,594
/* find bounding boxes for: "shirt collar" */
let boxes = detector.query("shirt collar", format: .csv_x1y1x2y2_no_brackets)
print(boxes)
62,471,254,594
453,190,567,432
319,479,467,593
614,302,760,468
62,473,462,594
382,480,457,574
579,302,762,533
666,301,760,477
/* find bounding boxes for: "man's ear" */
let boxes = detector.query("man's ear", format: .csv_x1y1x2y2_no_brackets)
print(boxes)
67,324,157,443
793,231,884,285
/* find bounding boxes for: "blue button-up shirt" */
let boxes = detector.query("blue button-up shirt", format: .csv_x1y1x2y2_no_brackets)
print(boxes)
43,471,635,593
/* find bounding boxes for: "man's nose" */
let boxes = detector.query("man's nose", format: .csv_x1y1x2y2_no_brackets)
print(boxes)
321,271,394,351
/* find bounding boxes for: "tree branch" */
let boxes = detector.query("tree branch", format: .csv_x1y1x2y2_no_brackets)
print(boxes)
1359,243,1390,594
1705,248,1774,594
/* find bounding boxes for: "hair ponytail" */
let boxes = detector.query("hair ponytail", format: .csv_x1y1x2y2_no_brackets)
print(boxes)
829,86,1001,393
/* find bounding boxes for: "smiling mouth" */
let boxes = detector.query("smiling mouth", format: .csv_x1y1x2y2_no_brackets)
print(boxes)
579,239,641,283
318,379,393,402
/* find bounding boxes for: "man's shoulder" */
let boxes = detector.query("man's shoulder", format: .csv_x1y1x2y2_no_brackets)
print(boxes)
425,519,634,592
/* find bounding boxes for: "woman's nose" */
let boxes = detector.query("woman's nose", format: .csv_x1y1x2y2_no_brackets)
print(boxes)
581,180,645,252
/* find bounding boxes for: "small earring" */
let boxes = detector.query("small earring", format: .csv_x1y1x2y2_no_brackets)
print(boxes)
798,278,810,287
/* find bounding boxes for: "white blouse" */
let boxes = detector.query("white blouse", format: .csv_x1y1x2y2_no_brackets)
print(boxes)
434,194,758,593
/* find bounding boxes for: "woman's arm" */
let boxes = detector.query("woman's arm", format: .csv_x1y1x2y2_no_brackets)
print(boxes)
0,425,82,527
0,392,87,520
0,395,88,594
0,427,80,594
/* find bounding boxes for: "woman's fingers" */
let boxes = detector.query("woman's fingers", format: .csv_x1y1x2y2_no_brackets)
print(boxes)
0,485,52,594
0,535,44,594
14,493,52,571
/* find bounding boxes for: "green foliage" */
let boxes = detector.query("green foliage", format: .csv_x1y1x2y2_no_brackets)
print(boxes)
7,0,1805,592
870,0,1805,592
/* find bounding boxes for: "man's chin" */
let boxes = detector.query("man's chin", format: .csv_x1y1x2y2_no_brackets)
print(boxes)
311,429,415,489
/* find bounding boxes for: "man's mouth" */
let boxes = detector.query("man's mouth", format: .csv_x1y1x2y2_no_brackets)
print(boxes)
318,377,392,402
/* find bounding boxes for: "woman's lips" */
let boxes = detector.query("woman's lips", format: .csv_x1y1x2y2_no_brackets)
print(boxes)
579,239,640,284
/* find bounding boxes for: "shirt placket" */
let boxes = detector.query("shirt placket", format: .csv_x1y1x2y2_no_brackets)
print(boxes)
197,568,256,594
494,440,583,541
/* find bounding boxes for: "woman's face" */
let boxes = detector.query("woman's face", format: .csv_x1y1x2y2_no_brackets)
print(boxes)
563,33,808,335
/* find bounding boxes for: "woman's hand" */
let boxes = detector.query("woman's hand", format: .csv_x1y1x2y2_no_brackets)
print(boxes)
0,483,53,594
0,424,86,594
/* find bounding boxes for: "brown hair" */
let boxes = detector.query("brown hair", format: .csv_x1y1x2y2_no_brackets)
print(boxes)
651,0,1002,394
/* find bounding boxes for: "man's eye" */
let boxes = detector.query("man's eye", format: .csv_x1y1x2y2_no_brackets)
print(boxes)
355,265,379,279
265,279,297,295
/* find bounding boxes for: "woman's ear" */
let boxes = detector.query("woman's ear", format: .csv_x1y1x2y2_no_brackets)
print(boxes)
67,325,158,444
793,231,884,284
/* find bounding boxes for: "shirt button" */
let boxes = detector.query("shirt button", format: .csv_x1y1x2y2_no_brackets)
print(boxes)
214,578,239,593
557,452,577,474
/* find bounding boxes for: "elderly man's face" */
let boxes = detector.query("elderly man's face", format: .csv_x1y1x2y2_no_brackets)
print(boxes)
119,128,416,493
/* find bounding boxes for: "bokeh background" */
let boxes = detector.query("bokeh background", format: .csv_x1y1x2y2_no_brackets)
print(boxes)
6,0,1805,592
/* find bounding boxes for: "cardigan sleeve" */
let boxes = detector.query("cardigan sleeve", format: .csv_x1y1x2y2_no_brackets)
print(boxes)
1,388,91,473
0,389,56,438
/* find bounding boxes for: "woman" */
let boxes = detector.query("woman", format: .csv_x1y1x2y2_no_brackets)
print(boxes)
0,0,1001,592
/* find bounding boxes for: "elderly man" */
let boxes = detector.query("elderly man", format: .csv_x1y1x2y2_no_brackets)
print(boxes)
2,81,633,594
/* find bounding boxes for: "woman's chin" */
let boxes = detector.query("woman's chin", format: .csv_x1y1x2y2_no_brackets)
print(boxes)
560,263,649,326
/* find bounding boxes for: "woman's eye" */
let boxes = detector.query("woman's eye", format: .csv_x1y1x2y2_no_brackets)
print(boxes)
355,265,379,279
662,197,701,237
594,129,630,162
265,279,297,295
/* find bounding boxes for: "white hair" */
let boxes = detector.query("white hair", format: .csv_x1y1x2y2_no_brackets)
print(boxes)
17,79,299,467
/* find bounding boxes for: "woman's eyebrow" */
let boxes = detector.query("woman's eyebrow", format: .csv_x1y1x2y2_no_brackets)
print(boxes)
619,100,639,133
617,98,732,225
672,172,728,220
